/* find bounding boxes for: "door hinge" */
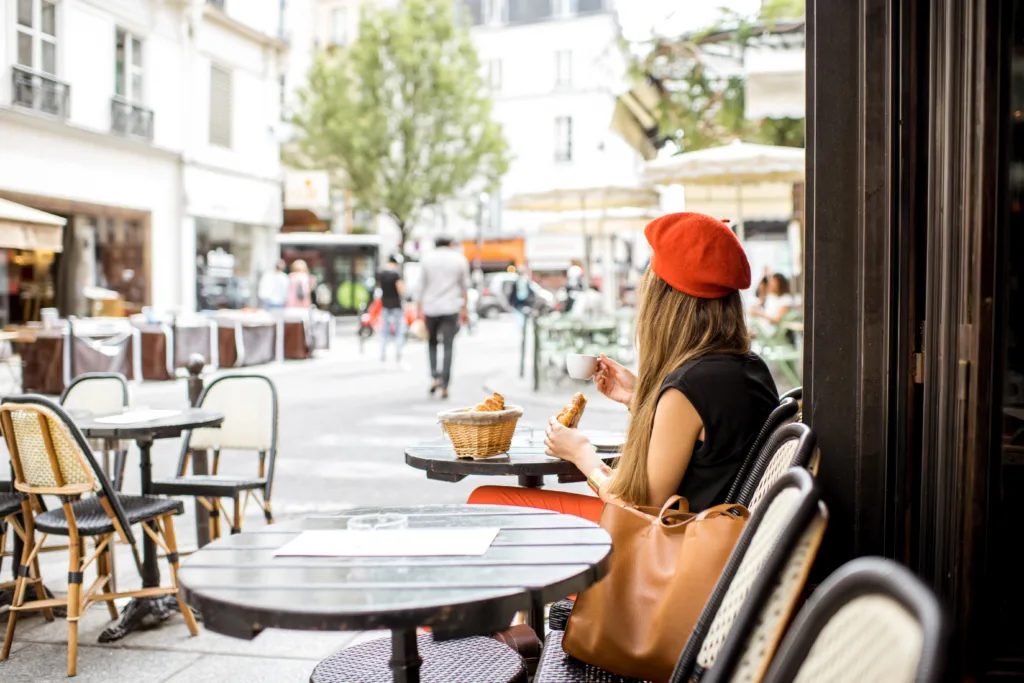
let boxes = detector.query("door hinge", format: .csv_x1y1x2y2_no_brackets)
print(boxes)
912,352,924,384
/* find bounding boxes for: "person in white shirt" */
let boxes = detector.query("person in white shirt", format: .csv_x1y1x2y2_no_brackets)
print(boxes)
258,261,289,310
749,273,795,336
417,236,470,399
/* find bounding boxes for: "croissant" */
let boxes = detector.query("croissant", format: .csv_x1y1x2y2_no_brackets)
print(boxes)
473,392,506,412
556,392,587,428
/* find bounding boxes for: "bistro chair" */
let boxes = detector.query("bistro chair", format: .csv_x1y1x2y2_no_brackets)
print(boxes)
532,469,827,683
724,397,800,504
736,422,818,512
0,395,197,676
151,374,278,539
761,557,949,683
0,483,30,594
59,372,131,490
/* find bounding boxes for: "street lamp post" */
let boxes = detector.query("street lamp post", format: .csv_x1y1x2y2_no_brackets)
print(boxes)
474,192,487,286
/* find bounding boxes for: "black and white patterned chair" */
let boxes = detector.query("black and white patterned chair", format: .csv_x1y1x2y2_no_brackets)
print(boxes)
761,557,949,683
534,469,828,683
736,422,818,512
724,397,800,504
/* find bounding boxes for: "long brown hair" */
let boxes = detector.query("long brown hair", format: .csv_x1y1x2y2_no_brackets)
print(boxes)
608,270,751,505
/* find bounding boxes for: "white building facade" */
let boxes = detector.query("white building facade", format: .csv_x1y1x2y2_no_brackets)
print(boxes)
460,0,652,273
0,0,295,318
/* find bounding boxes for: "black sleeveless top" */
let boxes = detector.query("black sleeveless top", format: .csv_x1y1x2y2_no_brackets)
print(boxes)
659,352,778,511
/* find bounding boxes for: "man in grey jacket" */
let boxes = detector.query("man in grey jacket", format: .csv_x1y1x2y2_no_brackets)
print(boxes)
417,236,470,399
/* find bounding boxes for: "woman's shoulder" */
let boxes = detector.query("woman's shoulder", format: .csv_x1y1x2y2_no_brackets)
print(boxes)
661,353,772,390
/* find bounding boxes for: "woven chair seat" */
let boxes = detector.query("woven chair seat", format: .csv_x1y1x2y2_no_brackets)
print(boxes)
151,475,267,497
34,495,184,536
0,492,22,517
310,633,527,683
549,598,575,631
534,631,648,683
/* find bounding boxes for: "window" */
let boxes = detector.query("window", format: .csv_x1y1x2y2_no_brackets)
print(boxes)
574,0,604,13
555,50,572,88
115,29,144,102
461,0,486,25
16,0,58,75
554,116,572,161
331,8,347,46
485,59,502,91
209,65,233,147
507,0,553,24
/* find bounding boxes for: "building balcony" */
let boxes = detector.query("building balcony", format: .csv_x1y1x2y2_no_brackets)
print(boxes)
110,97,154,141
11,65,70,119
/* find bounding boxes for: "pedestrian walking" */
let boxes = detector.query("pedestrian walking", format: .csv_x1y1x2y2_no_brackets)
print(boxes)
417,236,470,399
376,255,407,364
258,260,289,310
287,259,315,309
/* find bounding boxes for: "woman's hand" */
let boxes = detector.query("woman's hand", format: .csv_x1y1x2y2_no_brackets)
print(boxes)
595,354,636,407
544,419,596,468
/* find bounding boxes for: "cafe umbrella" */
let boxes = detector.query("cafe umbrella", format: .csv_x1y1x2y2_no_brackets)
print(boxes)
505,186,661,311
642,140,805,243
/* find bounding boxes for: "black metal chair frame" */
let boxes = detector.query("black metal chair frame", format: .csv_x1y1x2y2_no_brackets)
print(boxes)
59,372,131,491
152,373,278,538
761,557,950,683
0,394,196,676
532,470,824,683
735,422,817,509
724,397,800,504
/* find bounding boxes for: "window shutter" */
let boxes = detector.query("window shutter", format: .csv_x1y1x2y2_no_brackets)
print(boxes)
209,65,233,147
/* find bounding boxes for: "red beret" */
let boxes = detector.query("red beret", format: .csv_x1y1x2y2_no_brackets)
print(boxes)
645,212,751,299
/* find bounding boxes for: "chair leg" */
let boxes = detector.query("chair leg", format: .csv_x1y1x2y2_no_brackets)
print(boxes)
65,512,83,677
231,495,242,535
31,557,54,622
161,515,199,636
209,502,221,540
97,537,118,620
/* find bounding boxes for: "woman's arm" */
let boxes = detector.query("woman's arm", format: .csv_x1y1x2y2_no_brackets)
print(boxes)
645,388,702,506
547,388,702,507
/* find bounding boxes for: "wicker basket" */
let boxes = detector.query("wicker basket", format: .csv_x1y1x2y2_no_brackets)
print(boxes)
439,405,524,459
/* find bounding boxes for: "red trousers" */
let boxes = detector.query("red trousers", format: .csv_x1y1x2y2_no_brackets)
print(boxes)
467,486,604,524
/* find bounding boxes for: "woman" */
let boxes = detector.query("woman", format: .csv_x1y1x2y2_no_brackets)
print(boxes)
749,273,794,337
286,259,315,309
469,212,779,519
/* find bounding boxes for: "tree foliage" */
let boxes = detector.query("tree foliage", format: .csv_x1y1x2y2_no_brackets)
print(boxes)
290,0,510,246
632,0,806,152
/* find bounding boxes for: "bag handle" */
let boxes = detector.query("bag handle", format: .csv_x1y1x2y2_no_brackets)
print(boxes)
695,503,750,521
658,495,689,518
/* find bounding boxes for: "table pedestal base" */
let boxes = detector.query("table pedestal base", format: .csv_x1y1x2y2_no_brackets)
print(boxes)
98,595,180,643
389,628,423,683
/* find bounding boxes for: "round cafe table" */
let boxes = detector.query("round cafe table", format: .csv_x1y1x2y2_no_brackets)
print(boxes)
178,504,612,683
405,430,622,489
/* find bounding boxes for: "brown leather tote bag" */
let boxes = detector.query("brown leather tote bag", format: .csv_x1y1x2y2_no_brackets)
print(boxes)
563,497,749,683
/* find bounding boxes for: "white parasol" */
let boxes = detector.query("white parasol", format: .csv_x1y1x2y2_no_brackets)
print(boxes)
642,140,804,242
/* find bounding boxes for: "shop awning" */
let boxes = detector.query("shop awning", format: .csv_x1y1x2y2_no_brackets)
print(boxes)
0,198,65,252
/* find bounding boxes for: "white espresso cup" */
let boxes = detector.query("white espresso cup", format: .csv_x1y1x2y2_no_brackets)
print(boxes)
566,353,600,380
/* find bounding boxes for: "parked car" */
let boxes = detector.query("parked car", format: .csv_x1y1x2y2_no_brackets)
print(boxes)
477,273,556,318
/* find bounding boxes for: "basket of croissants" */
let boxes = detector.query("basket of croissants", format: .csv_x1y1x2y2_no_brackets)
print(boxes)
438,393,524,459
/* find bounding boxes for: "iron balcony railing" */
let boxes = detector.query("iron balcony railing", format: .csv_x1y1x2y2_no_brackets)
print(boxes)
11,65,70,118
110,97,154,141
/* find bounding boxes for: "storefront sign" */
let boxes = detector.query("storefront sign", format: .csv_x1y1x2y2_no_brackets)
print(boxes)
285,171,330,211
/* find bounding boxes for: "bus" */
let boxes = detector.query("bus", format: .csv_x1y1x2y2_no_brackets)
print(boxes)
276,232,382,316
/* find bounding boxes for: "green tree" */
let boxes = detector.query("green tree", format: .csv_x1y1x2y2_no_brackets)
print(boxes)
633,0,805,152
291,0,510,250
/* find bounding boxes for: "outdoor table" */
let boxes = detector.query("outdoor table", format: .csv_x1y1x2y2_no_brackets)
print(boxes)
406,430,622,488
73,407,224,642
178,504,612,683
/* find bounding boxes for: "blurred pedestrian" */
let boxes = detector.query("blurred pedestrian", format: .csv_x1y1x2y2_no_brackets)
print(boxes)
418,236,470,399
287,259,315,309
376,255,407,364
508,267,536,315
258,260,289,310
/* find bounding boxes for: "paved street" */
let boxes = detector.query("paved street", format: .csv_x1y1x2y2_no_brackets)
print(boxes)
0,315,629,682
